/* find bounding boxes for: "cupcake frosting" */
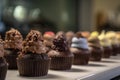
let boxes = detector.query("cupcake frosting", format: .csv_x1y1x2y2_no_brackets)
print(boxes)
43,31,55,40
88,37,101,48
90,31,99,38
4,28,23,50
106,31,119,45
23,30,47,54
98,31,111,47
71,37,89,49
116,32,120,44
65,31,75,41
0,38,4,57
52,34,69,52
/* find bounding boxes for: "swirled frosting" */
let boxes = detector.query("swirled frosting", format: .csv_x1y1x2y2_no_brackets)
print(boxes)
71,37,89,49
4,28,23,50
22,30,47,54
106,31,119,45
98,31,111,47
52,34,69,52
88,37,101,49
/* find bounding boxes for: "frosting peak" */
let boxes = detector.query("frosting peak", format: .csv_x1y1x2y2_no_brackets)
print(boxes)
23,30,47,54
52,34,69,52
4,28,23,50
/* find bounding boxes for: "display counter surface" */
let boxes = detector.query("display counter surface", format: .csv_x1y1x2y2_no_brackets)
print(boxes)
6,54,120,80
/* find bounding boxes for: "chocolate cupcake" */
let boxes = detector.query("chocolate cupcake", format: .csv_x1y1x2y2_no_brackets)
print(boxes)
98,31,112,58
4,28,23,69
0,38,8,80
70,32,90,65
48,34,73,70
106,31,119,56
17,30,50,77
88,35,103,61
43,31,55,52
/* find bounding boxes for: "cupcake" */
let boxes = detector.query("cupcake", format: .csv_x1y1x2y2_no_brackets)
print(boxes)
70,32,90,65
88,32,103,61
65,31,75,47
17,30,50,77
4,28,23,69
116,32,120,54
98,31,112,58
43,31,55,52
0,37,8,80
48,34,73,70
106,31,119,56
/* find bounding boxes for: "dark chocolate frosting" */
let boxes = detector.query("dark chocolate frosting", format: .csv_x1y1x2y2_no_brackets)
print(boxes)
48,34,73,57
4,28,23,50
22,30,47,54
52,34,69,52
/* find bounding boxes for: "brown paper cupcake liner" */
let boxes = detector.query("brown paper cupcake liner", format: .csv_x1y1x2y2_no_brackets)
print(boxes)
102,47,112,58
4,49,19,69
0,62,8,80
90,51,102,61
17,58,50,77
50,56,73,70
5,54,18,69
112,45,119,56
73,53,90,65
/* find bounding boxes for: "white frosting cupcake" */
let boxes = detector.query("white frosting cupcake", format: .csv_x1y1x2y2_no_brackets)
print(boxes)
71,37,89,49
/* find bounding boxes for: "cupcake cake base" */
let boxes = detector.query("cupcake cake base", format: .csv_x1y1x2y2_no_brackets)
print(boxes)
102,46,112,58
73,53,90,65
5,49,19,69
90,48,102,61
0,58,8,80
112,45,119,56
50,56,73,70
17,53,50,77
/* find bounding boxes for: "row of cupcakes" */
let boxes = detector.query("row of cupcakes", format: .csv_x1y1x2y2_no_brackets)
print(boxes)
0,28,120,79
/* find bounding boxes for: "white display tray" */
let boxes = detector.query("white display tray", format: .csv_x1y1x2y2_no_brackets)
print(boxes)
6,54,120,80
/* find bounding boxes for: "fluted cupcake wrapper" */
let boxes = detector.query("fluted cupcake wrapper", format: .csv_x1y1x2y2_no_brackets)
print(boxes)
90,50,102,61
5,54,18,69
0,63,8,80
112,45,119,56
73,53,90,65
17,58,50,77
50,56,73,70
4,49,19,69
102,47,112,58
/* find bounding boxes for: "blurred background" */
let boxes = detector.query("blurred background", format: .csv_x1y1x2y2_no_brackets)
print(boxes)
0,0,120,38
